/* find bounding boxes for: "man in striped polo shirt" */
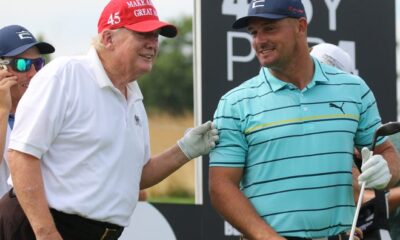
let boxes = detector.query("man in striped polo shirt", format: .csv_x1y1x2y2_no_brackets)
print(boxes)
209,0,400,240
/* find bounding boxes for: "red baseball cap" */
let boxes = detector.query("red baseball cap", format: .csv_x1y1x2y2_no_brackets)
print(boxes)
98,0,177,38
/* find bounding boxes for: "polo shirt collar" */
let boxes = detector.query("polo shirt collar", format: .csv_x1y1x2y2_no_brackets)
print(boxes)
260,67,287,92
87,47,143,101
309,56,329,87
261,57,329,92
127,81,143,101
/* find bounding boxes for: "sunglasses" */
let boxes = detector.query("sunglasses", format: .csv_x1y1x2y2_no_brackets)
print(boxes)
0,57,45,73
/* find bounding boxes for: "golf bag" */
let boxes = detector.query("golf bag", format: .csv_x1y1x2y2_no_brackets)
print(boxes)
357,190,392,240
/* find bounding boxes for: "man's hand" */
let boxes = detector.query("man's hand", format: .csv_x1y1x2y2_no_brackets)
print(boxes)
177,121,219,159
0,70,17,113
358,147,391,189
349,227,363,240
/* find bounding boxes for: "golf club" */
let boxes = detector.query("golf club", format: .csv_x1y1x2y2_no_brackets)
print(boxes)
349,122,400,240
371,122,400,151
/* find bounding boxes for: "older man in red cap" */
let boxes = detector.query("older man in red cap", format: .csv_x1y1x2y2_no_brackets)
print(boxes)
2,0,219,239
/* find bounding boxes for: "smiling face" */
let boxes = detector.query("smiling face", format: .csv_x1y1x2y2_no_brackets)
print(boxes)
112,28,160,80
248,17,304,70
8,47,41,110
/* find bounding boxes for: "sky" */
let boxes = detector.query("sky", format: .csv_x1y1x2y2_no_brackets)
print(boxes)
0,0,194,57
0,1,398,58
1,0,400,114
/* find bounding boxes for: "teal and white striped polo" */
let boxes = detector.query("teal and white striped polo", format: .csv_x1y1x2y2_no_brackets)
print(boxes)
210,58,385,238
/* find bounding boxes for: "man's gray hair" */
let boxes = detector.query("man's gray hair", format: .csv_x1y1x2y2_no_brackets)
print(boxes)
92,28,122,51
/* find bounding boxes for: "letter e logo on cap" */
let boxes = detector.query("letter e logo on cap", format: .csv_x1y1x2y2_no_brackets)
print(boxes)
252,0,265,8
17,30,33,40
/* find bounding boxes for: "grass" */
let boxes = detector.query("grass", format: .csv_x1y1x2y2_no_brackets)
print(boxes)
148,196,195,205
144,112,195,203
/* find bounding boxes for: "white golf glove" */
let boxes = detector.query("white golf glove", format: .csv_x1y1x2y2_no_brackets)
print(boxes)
358,147,391,189
177,121,219,159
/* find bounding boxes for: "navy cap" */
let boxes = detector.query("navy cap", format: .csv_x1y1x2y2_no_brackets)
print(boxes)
0,25,55,57
233,0,306,29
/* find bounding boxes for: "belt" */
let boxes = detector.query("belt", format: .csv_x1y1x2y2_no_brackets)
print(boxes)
240,232,348,240
99,227,123,240
50,208,124,240
9,188,124,240
285,232,348,240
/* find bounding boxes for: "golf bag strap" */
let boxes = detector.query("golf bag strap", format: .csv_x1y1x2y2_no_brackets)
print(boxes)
372,190,390,230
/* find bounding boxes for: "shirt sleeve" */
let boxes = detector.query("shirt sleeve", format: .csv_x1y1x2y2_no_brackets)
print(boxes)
9,61,69,159
209,96,248,167
354,79,387,148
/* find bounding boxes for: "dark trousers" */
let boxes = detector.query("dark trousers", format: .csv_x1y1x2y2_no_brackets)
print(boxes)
0,189,124,240
0,189,35,240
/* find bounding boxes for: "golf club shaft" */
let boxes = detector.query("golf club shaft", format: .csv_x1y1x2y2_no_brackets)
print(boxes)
349,181,366,240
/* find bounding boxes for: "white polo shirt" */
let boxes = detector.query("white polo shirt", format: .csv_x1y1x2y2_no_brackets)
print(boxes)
9,48,150,226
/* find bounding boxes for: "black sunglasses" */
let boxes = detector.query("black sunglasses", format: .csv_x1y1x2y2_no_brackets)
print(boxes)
0,57,45,73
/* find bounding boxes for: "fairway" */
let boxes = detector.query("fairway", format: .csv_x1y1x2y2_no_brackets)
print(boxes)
146,112,195,203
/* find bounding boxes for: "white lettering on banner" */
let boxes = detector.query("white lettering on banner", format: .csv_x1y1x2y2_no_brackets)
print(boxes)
308,38,357,74
252,0,265,9
336,41,358,75
325,0,341,31
227,31,255,81
134,8,155,17
222,0,249,20
302,0,313,23
224,221,241,236
307,37,325,45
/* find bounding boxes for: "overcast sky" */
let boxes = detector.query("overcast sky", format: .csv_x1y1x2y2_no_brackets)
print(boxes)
0,0,194,57
0,1,399,61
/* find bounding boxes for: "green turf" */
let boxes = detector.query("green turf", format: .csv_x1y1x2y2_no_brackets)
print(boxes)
147,196,195,204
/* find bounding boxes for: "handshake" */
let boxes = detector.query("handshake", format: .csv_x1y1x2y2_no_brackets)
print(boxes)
177,121,219,159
